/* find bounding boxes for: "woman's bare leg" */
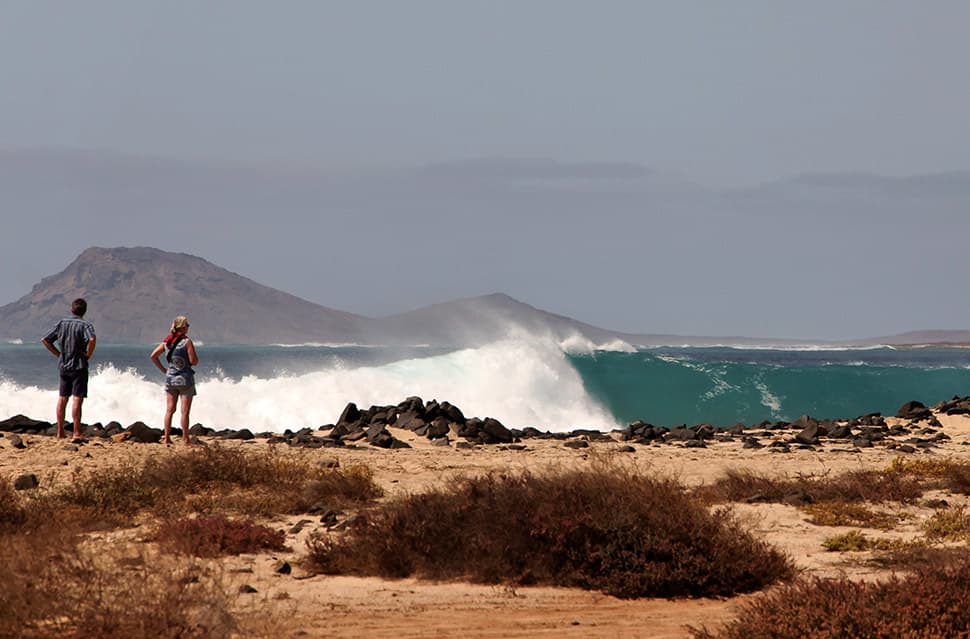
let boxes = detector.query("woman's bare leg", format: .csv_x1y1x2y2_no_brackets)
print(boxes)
180,395,194,444
163,392,178,445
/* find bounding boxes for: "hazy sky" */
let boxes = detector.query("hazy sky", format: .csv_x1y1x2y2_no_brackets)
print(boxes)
3,1,969,185
1,2,969,339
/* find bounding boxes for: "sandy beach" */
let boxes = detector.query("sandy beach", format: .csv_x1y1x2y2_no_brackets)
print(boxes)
3,411,970,638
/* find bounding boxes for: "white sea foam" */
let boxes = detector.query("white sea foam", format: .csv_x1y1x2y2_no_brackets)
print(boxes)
270,342,389,348
655,354,735,399
4,339,24,345
754,381,784,418
559,334,636,354
0,339,618,433
717,343,893,352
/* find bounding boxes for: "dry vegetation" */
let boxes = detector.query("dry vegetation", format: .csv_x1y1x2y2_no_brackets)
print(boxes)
7,439,970,638
690,559,970,639
694,467,924,505
0,445,383,638
154,514,288,557
305,466,796,598
690,457,970,638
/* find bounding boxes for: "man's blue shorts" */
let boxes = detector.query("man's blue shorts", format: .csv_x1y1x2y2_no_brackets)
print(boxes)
59,369,88,398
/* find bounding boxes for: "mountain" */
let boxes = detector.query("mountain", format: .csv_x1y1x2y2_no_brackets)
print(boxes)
3,149,969,341
0,247,646,346
1,246,966,348
372,293,628,345
0,247,369,344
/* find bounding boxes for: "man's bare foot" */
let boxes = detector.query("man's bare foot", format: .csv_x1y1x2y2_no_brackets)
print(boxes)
163,437,173,445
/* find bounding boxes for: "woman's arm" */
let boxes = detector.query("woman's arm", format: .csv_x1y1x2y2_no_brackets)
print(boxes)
150,343,167,373
186,339,199,366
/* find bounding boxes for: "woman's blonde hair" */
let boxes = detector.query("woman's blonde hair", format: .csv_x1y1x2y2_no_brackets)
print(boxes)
171,316,190,332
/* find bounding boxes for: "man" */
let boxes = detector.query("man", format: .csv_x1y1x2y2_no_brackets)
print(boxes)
41,298,97,440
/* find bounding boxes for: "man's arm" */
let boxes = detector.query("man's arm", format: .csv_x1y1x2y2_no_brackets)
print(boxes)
85,336,97,359
41,338,60,358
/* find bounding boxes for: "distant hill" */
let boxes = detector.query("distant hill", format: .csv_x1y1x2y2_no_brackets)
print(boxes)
0,247,645,346
372,293,628,345
861,330,970,348
0,247,369,344
1,246,966,348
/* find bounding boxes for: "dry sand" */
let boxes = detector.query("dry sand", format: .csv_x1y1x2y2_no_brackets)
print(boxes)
3,412,970,638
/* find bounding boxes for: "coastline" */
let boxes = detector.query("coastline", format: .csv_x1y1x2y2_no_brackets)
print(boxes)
3,401,970,637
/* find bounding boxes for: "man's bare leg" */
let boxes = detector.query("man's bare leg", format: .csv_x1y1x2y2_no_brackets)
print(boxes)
71,396,84,439
55,396,69,439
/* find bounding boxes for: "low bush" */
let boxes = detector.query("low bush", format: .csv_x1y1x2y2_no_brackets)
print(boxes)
296,462,383,512
0,479,25,531
803,502,904,530
821,530,901,552
922,506,970,542
868,545,970,572
696,468,923,505
887,457,970,495
691,559,970,638
12,446,383,529
0,525,236,639
155,515,286,557
306,467,795,599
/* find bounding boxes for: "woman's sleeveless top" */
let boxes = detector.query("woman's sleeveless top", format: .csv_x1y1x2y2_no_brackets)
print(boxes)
165,338,195,387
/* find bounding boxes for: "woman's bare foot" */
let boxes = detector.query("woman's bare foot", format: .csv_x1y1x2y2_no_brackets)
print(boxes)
164,437,173,445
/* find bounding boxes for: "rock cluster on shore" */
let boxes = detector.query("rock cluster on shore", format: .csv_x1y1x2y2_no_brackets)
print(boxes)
2,396,969,454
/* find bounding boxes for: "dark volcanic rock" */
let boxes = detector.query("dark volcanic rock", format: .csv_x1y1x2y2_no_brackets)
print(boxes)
0,415,52,434
426,417,452,439
664,426,697,442
794,424,820,445
897,400,932,422
479,418,514,444
127,422,162,443
337,402,361,426
394,412,425,432
827,424,854,439
14,473,39,490
438,401,466,425
938,396,970,416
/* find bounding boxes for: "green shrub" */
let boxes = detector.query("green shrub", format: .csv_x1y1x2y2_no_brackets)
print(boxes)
922,506,970,542
821,530,901,552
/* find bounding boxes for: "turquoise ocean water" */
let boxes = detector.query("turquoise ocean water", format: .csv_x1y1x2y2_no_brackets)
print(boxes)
2,341,969,432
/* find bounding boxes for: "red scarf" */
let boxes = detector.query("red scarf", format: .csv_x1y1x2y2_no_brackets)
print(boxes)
163,330,185,348
163,330,186,362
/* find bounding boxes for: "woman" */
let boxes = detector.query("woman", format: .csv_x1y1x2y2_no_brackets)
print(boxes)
150,316,199,445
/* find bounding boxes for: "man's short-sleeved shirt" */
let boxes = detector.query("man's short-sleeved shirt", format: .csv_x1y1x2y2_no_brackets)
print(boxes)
43,317,96,371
